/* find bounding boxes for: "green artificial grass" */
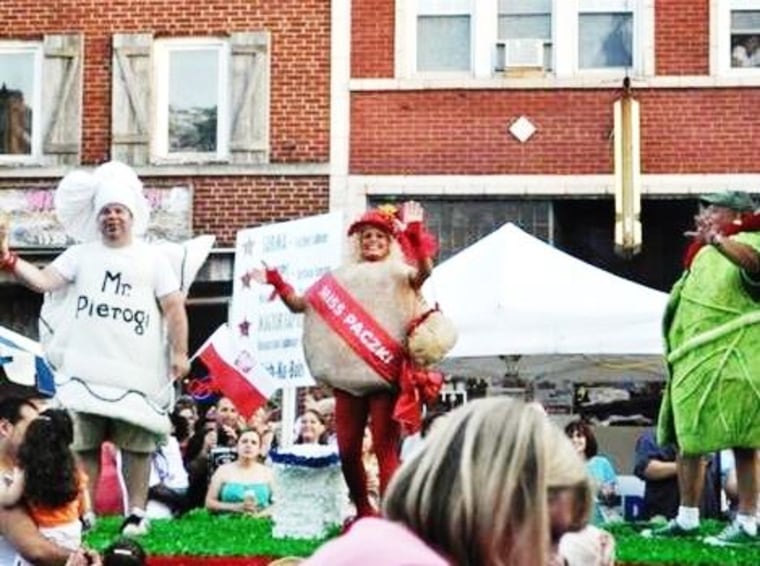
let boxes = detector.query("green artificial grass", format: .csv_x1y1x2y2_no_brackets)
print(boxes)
85,513,760,564
84,510,338,557
608,520,760,566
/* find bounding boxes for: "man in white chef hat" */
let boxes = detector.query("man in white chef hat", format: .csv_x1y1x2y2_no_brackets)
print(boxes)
0,161,190,537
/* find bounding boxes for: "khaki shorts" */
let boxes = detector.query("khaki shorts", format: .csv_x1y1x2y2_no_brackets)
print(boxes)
71,412,159,454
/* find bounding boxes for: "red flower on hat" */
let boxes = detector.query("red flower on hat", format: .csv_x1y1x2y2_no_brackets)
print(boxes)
347,205,399,237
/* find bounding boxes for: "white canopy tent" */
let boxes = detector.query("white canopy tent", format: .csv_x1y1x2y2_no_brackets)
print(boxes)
422,223,669,378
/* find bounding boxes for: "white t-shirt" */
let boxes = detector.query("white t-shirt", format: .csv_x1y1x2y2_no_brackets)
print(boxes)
49,240,180,434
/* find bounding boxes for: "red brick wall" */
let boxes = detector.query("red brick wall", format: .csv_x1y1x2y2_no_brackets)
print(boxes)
1,1,330,241
352,0,395,78
350,88,760,175
190,176,329,244
655,0,709,75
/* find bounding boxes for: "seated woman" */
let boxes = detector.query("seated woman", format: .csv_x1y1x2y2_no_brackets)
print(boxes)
565,420,618,524
205,429,274,516
295,409,328,445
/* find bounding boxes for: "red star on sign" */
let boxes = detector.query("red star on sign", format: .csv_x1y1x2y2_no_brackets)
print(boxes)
238,319,251,337
241,270,253,288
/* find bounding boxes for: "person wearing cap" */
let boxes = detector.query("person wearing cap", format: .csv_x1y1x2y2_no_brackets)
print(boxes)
0,161,190,537
644,190,760,546
254,201,440,519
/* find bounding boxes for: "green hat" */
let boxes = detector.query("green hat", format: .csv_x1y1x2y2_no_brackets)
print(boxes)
699,191,756,212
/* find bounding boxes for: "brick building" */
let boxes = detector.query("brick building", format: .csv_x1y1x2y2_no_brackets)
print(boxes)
2,0,760,349
348,0,760,292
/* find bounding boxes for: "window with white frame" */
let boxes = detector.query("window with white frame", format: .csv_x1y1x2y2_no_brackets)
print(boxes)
0,36,82,167
497,0,553,71
711,0,760,74
730,2,760,68
0,43,41,160
416,0,472,72
400,0,652,79
153,39,229,160
112,32,270,166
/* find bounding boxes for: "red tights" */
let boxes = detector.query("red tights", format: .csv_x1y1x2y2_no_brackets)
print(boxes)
333,388,401,517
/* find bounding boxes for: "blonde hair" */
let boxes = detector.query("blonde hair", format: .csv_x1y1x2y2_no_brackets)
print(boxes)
382,398,591,566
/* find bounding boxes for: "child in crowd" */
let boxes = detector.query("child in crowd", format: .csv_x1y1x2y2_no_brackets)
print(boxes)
0,409,92,563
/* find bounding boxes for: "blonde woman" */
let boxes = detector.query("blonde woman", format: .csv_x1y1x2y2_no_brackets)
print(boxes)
205,429,273,516
303,398,592,566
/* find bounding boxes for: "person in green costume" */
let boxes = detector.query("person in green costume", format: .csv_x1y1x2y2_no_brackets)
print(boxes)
645,191,759,547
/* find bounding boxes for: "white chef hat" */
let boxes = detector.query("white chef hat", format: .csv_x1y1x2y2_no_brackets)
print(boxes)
55,161,150,242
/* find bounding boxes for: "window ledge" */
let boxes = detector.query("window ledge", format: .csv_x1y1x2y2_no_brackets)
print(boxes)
351,74,760,91
0,162,329,179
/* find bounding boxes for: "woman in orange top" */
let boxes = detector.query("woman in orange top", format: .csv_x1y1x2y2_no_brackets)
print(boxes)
0,409,91,563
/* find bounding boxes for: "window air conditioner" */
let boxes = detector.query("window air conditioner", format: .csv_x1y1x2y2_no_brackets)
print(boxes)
496,39,544,70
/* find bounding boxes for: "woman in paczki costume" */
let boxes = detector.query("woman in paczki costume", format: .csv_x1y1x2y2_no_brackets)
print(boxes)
255,201,442,518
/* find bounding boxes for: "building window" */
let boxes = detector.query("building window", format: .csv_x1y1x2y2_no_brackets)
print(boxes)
578,4,633,69
730,9,760,68
0,44,41,161
369,196,552,261
713,0,760,74
112,32,270,166
417,0,472,72
399,0,652,79
497,0,553,72
154,39,229,161
0,36,81,167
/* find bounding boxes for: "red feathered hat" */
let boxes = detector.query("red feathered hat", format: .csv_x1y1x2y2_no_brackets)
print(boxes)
347,205,399,237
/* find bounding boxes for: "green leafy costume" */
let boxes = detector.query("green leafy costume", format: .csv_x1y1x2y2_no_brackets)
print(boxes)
658,232,760,454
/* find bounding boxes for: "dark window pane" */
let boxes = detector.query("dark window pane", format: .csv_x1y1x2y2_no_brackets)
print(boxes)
0,52,34,155
730,10,760,68
369,197,551,261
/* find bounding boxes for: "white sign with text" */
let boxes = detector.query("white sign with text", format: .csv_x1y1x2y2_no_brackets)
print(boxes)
230,213,344,388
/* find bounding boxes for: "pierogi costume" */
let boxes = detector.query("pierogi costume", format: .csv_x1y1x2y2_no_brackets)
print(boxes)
658,231,760,454
40,160,201,437
51,240,179,435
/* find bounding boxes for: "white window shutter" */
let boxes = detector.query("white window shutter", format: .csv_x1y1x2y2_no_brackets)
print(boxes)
228,31,270,164
111,33,153,165
41,34,83,166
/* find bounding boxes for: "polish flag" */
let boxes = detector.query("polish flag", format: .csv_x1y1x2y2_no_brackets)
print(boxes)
193,324,277,418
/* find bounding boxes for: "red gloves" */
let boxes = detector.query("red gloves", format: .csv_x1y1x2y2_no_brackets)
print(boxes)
401,222,438,264
265,267,294,301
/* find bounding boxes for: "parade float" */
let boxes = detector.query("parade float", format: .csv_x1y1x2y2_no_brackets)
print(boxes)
83,516,759,565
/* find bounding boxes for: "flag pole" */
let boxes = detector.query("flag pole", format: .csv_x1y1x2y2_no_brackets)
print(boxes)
280,386,297,448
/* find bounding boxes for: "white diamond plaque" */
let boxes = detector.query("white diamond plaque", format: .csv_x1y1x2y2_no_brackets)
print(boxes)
509,116,536,143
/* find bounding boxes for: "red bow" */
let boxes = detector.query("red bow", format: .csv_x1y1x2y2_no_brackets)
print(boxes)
393,359,443,434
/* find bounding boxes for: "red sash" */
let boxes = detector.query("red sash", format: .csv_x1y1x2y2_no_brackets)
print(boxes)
305,273,404,383
305,272,443,434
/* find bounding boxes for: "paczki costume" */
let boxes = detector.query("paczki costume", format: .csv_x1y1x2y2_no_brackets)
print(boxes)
266,205,454,517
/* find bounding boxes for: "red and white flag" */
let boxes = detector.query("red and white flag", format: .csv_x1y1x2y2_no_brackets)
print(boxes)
193,324,277,418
